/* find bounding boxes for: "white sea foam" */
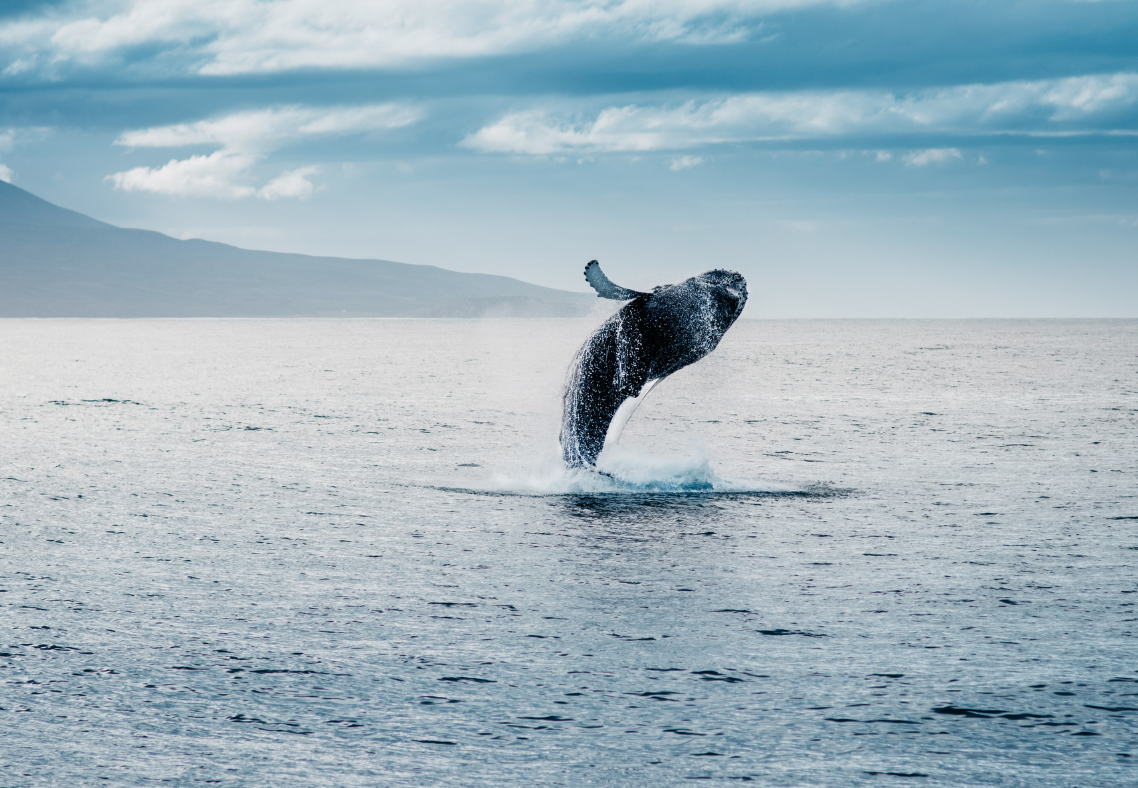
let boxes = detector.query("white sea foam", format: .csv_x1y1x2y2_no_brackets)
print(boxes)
459,444,799,496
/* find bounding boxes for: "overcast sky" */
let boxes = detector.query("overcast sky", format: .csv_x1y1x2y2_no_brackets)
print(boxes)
2,0,1137,316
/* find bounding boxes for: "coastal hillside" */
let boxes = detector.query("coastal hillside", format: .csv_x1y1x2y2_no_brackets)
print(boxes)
0,181,593,317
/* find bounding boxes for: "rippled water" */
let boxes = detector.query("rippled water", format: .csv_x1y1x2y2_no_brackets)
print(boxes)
2,318,1136,786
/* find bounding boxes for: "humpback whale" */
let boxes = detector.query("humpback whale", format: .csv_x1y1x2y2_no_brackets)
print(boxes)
560,260,748,468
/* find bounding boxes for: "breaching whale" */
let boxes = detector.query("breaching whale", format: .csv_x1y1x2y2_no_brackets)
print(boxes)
560,260,748,468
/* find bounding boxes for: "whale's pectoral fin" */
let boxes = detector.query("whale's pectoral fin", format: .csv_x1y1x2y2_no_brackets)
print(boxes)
584,260,649,300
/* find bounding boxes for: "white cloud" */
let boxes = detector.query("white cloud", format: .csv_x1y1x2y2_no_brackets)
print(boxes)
464,105,712,154
462,73,1138,155
108,103,419,198
109,150,258,198
0,126,55,183
1,0,872,75
115,104,420,152
1,58,34,76
0,126,53,149
257,166,319,200
901,148,962,166
669,154,703,170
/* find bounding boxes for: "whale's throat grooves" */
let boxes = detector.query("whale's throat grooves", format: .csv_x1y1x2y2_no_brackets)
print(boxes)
603,378,661,449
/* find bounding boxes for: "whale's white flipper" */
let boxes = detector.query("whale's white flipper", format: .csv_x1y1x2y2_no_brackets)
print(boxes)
584,260,649,301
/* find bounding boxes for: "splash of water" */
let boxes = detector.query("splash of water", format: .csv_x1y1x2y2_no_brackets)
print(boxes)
455,444,800,496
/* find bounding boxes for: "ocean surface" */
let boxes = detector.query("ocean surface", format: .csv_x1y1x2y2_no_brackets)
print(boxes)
2,317,1136,787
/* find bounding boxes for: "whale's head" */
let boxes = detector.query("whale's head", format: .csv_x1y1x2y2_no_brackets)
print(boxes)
638,268,748,379
692,269,748,330
657,269,746,346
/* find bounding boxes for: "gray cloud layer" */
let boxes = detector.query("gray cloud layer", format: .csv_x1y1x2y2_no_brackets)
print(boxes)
463,74,1138,155
1,0,869,76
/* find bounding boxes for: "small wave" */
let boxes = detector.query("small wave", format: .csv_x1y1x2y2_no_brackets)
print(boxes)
436,445,811,497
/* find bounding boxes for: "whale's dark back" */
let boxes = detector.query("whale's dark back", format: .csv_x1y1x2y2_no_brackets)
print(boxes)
560,270,747,468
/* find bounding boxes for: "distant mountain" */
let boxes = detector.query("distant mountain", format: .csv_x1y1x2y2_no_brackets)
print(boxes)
0,181,594,317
